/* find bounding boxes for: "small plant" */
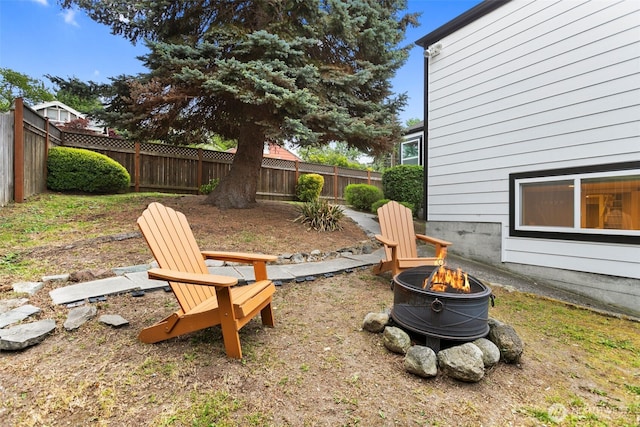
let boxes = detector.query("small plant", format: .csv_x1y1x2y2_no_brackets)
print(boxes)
294,200,344,231
344,183,384,211
199,178,219,195
296,173,324,202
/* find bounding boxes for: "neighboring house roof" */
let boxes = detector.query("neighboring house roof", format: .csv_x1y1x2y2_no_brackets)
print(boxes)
31,100,105,133
32,100,85,119
404,121,424,135
264,143,301,161
227,143,302,161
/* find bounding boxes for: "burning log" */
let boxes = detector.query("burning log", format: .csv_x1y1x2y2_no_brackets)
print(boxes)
422,265,471,293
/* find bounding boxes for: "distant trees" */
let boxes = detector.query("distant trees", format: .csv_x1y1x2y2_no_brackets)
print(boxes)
45,74,108,115
298,142,367,170
0,68,54,112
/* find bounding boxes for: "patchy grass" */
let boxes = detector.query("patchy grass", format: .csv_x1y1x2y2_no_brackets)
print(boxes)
0,193,638,426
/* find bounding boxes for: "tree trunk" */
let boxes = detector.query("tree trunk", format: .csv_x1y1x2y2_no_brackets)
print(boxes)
205,124,265,209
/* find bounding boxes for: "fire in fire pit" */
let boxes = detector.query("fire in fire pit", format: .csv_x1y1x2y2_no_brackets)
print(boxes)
392,266,494,350
424,265,471,293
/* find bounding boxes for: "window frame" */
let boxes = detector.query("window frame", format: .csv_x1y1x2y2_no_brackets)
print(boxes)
509,161,640,244
400,136,422,165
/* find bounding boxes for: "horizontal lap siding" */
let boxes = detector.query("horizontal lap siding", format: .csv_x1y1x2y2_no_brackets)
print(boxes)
427,0,640,277
0,114,13,206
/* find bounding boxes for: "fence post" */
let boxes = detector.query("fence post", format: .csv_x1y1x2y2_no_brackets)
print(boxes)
367,169,371,185
13,98,24,203
44,118,50,181
197,148,203,191
134,142,140,192
334,165,338,203
295,160,299,183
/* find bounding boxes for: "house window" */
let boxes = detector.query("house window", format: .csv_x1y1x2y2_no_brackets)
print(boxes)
401,137,421,165
520,180,574,227
46,108,58,120
510,162,640,244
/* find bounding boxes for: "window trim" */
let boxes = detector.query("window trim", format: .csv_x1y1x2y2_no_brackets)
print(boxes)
400,135,422,165
509,161,640,244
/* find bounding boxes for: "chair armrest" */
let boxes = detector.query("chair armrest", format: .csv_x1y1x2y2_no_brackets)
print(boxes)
147,268,237,287
416,234,452,247
200,251,278,264
375,234,398,247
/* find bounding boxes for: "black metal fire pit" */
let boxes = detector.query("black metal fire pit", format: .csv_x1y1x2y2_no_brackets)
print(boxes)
391,266,493,344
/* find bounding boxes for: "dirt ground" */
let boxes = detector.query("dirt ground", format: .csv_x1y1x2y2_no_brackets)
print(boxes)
0,195,370,287
1,195,638,426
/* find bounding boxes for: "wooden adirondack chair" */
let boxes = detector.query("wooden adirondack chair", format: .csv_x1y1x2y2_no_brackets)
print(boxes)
136,202,277,359
373,201,452,277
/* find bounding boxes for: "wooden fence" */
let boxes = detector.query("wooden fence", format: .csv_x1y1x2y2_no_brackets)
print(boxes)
1,98,381,205
0,98,62,206
62,132,382,203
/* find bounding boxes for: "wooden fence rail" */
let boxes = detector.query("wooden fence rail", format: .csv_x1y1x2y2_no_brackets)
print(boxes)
62,132,382,203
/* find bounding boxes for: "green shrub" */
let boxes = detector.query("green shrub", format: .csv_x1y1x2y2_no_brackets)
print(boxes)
382,165,424,213
199,178,220,195
370,199,390,213
344,183,384,211
371,199,414,214
296,173,324,202
294,200,344,231
47,147,130,193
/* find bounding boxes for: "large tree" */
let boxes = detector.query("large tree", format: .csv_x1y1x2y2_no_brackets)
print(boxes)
60,0,417,208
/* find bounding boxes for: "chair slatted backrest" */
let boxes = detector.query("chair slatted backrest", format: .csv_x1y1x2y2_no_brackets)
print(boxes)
137,202,216,313
377,201,418,260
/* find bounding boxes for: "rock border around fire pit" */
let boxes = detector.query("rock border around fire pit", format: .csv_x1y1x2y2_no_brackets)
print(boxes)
362,312,524,383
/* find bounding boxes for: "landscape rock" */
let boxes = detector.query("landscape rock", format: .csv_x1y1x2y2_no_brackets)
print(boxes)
99,314,129,328
404,345,438,378
69,269,115,283
64,305,97,331
0,319,56,351
42,274,70,283
382,326,411,355
438,343,485,382
362,312,389,333
488,318,524,363
0,304,41,329
291,253,305,264
0,298,29,314
12,281,44,295
472,338,501,367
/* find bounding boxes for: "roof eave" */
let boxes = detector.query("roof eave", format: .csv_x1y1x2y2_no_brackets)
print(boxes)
416,0,511,47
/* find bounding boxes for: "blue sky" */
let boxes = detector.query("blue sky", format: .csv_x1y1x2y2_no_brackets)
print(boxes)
0,0,481,124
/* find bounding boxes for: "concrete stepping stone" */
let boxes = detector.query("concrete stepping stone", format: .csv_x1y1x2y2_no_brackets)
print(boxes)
49,276,138,305
99,314,129,328
64,305,97,331
0,319,56,351
13,281,44,295
0,298,29,314
0,304,41,329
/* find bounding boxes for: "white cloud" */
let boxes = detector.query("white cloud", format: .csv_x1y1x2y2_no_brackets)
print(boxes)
30,0,49,5
61,8,79,27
